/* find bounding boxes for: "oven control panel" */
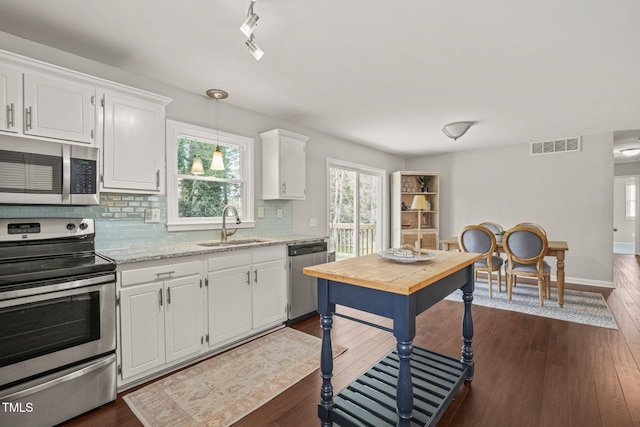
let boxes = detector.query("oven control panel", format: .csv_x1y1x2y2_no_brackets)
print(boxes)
0,218,95,241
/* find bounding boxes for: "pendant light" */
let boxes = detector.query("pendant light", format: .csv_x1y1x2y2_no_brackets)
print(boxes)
190,155,205,175
206,89,228,170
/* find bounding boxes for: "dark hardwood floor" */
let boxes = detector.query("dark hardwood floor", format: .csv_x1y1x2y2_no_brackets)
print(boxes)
64,254,640,427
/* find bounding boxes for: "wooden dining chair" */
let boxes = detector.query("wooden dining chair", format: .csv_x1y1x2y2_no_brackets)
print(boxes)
478,222,503,235
503,225,551,306
458,225,503,298
479,221,504,258
515,222,547,235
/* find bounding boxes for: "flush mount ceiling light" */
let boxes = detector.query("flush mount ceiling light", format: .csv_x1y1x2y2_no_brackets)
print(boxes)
246,34,264,61
241,0,264,60
621,147,640,157
441,121,472,141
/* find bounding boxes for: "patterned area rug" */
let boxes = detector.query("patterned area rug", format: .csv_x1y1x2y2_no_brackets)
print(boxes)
124,328,345,426
445,279,618,330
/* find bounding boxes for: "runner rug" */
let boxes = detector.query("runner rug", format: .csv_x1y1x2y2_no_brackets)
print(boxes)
445,279,617,330
124,327,346,426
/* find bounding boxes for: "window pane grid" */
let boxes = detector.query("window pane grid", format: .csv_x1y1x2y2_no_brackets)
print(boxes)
167,120,253,230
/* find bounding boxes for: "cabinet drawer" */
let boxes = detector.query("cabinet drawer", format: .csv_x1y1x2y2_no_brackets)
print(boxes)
207,252,252,271
252,245,285,263
120,261,202,287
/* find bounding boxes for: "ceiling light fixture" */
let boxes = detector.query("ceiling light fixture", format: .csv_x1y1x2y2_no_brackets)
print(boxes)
246,35,264,61
242,0,263,60
441,121,472,141
621,147,640,157
206,89,228,171
240,0,259,37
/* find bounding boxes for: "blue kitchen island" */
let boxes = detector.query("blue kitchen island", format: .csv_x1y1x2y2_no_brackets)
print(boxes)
304,250,481,426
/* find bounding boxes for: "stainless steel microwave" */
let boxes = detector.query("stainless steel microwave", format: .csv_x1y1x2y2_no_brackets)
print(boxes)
0,139,99,205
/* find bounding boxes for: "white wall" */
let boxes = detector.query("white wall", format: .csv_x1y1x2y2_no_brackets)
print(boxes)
0,31,405,239
406,134,614,286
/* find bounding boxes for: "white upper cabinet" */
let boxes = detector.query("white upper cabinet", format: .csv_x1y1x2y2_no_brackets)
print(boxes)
23,72,95,144
0,49,172,194
99,89,168,194
0,64,21,134
261,129,309,200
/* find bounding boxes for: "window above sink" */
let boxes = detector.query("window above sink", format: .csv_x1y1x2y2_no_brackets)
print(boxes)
165,120,255,232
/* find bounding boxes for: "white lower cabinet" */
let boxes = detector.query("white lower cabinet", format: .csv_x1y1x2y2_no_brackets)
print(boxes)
117,246,287,388
207,254,253,345
206,246,287,349
118,261,204,383
252,258,288,329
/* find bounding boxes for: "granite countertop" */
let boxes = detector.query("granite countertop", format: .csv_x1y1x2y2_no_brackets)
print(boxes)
98,234,327,264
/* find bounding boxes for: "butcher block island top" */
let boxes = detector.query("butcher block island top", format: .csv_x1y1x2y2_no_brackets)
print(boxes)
303,250,481,295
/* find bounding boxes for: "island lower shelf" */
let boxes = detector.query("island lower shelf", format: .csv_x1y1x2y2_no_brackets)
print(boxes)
322,346,471,427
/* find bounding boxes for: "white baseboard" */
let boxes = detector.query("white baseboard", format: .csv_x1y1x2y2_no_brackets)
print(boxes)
559,276,615,288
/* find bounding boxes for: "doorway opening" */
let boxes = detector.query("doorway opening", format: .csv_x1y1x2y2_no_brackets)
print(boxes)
613,175,638,255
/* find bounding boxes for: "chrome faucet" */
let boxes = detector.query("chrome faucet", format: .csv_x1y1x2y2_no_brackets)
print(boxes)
221,204,241,241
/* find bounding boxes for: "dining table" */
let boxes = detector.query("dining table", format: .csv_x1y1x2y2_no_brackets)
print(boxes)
440,236,570,307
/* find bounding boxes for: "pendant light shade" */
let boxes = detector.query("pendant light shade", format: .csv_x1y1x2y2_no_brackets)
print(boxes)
211,146,225,170
190,155,205,175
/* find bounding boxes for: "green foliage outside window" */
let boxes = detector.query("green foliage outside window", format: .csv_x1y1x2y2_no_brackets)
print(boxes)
177,138,243,218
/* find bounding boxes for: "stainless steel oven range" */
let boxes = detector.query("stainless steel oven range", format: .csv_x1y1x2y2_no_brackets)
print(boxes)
0,218,117,427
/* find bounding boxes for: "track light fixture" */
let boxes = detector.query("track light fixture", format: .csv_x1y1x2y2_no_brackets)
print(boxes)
246,34,264,61
240,1,259,37
241,0,264,60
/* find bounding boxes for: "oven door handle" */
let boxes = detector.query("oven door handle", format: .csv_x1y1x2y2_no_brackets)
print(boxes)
0,354,115,401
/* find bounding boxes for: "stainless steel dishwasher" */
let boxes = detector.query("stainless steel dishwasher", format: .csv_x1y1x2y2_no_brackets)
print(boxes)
287,241,330,323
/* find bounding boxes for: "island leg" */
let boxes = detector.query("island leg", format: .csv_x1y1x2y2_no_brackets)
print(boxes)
461,267,474,383
317,279,335,427
393,297,416,426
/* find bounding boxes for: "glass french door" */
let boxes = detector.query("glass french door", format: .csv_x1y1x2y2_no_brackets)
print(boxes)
328,161,384,259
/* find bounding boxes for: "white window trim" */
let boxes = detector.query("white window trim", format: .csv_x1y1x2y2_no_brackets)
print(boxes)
165,119,255,232
326,158,388,253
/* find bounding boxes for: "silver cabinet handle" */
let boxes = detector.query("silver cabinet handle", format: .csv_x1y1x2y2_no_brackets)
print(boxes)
246,271,251,285
254,269,258,283
25,106,32,130
156,170,160,189
159,288,163,306
282,182,287,194
156,271,175,278
6,103,14,128
167,287,171,304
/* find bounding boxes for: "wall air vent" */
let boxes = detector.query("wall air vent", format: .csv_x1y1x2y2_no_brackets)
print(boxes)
530,137,581,156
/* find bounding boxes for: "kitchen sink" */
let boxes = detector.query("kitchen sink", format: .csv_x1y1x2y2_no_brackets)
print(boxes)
197,238,269,247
